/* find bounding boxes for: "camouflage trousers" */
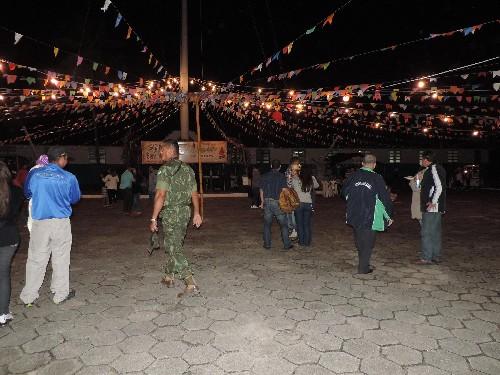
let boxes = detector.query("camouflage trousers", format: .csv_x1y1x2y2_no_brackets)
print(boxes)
160,205,192,280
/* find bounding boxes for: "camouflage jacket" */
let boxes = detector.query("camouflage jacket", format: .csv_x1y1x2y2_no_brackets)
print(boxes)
156,159,197,208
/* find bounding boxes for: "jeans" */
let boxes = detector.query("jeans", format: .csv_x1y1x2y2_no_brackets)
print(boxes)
0,244,18,314
287,212,296,232
353,228,376,273
107,189,118,204
294,203,313,246
251,187,261,206
121,188,133,212
132,193,141,212
263,199,291,249
421,212,442,261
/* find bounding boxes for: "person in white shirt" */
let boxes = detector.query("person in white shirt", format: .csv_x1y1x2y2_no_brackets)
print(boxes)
102,169,119,205
291,165,319,247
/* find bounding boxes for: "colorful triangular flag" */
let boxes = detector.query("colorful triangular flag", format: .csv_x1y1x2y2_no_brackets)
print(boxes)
115,13,122,28
14,33,23,45
101,0,111,12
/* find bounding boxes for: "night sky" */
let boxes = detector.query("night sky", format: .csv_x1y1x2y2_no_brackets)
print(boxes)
1,0,498,86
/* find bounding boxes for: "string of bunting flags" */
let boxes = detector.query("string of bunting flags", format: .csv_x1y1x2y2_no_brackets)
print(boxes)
234,0,355,83
100,0,169,77
250,19,500,84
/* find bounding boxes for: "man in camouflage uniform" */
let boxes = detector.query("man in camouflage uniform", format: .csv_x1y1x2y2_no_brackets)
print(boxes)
149,140,202,297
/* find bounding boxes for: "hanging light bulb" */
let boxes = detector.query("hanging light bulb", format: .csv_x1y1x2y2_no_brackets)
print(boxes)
201,86,206,91
257,88,262,94
423,127,429,133
289,90,295,96
374,122,380,128
243,101,250,108
417,80,425,88
431,92,438,99
190,79,194,84
51,94,56,100
265,103,272,110
342,95,350,102
472,130,479,136
50,78,59,85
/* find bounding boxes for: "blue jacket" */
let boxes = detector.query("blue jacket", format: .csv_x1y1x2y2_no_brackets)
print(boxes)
341,168,393,230
25,164,81,220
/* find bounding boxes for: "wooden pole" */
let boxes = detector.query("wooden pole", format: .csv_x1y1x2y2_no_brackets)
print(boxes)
195,98,204,219
22,126,37,161
180,0,189,140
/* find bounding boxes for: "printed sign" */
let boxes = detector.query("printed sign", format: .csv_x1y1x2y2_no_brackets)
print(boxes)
141,141,228,164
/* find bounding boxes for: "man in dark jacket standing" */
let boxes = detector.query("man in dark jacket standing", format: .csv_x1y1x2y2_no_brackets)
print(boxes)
341,154,393,274
259,160,293,251
417,151,446,265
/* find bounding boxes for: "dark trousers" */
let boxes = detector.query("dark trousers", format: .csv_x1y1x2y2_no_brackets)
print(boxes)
294,203,313,246
121,188,133,212
107,189,118,204
0,244,18,314
251,187,261,206
421,212,442,261
353,228,376,273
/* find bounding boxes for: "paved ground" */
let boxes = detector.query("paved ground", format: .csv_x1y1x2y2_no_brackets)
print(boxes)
1,191,500,375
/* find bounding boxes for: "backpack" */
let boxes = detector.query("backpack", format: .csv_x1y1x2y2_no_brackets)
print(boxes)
279,188,300,213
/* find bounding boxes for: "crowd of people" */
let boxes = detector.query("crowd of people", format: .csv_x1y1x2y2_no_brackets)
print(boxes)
0,143,446,327
256,151,446,273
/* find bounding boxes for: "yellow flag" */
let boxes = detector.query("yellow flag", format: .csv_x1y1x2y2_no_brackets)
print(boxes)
54,47,59,58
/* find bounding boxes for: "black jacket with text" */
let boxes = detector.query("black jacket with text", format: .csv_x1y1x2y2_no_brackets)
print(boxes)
341,168,393,230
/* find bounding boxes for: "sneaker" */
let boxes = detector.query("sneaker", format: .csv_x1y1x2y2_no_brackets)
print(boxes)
0,313,13,326
250,205,258,209
289,230,298,240
54,289,76,304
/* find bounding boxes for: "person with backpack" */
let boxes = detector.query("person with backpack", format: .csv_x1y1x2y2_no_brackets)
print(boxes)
341,154,393,274
259,160,293,251
291,165,319,248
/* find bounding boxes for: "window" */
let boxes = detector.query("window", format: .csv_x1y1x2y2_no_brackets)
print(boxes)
389,150,401,164
447,150,459,163
292,149,306,162
88,147,106,164
256,149,270,165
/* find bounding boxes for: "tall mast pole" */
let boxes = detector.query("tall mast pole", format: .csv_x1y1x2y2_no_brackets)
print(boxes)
180,0,189,140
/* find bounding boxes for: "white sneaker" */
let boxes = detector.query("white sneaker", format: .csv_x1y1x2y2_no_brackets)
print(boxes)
250,205,258,209
290,229,298,240
0,313,13,325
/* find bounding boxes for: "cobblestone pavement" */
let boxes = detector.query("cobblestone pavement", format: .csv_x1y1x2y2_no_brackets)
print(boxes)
1,191,500,374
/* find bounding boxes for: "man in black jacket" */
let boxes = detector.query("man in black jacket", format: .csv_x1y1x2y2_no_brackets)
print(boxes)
341,154,393,274
417,151,446,265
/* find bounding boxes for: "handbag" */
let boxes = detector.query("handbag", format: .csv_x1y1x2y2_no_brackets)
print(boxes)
279,188,300,213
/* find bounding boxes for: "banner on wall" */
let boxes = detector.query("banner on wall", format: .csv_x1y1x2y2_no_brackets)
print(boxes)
141,141,228,164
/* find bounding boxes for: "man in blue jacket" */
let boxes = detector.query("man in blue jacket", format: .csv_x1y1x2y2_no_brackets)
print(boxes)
341,154,393,274
20,146,81,306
